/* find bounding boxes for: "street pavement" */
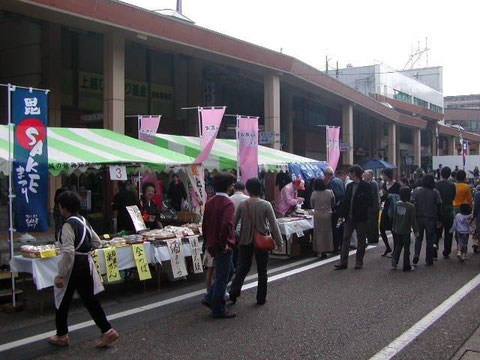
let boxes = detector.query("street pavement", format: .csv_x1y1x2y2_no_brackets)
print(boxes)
2,241,480,360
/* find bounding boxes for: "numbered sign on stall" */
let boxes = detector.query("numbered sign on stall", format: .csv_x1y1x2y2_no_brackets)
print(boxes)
109,165,127,181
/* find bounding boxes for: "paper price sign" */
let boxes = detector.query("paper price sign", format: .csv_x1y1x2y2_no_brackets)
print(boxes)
109,165,127,181
188,236,203,274
293,223,304,238
103,247,121,283
132,244,152,281
92,250,103,283
40,249,57,258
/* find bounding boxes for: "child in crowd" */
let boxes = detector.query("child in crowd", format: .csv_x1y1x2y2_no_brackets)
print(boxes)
392,187,417,271
450,203,473,262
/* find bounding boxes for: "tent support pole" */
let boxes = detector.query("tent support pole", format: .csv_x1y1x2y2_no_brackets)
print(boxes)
7,84,16,307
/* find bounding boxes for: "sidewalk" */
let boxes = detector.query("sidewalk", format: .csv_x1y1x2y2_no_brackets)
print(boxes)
452,323,480,359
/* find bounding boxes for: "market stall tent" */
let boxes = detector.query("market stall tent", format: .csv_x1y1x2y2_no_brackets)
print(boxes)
154,133,328,174
0,126,195,175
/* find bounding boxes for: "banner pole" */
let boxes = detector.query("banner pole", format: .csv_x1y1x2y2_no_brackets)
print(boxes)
7,84,16,307
325,126,329,167
236,115,240,180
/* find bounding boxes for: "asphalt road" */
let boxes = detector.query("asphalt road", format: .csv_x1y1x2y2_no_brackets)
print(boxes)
2,242,480,360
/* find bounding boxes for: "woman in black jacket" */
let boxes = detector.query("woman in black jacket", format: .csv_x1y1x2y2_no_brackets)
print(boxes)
379,168,401,256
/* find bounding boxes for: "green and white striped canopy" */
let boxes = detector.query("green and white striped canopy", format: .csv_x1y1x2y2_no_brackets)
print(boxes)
154,133,326,172
0,126,195,176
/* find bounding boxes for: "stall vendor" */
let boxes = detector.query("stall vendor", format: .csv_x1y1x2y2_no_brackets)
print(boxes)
168,174,187,211
139,182,162,229
274,178,305,217
49,191,119,348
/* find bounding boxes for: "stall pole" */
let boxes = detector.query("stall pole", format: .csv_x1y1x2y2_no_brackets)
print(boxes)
7,84,16,307
325,126,329,167
236,115,240,178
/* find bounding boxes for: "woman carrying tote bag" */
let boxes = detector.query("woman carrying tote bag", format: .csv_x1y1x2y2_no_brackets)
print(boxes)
229,178,283,305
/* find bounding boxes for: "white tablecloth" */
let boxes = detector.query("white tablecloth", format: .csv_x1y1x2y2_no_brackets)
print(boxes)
10,240,202,290
277,217,314,240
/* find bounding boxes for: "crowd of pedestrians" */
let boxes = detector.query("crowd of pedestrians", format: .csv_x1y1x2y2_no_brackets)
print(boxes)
200,164,479,319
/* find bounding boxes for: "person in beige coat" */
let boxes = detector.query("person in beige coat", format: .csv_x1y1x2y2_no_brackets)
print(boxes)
310,178,335,259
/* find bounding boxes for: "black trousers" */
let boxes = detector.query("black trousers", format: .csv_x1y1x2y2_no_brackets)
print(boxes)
380,213,398,252
230,243,269,302
367,208,379,244
392,233,412,270
331,212,344,251
340,220,368,266
56,261,111,336
436,211,454,256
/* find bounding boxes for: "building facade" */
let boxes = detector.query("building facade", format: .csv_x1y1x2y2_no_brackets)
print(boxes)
1,0,479,180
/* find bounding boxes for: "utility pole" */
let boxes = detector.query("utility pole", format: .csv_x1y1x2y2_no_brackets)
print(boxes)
325,55,329,73
336,61,339,79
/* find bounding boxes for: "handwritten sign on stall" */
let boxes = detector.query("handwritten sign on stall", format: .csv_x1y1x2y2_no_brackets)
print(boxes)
103,247,121,283
167,239,188,278
92,250,103,283
132,244,152,281
188,236,203,274
126,205,147,232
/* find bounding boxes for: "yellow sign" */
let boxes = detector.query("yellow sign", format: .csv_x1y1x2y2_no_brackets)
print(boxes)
92,250,103,283
39,249,57,258
132,244,152,281
103,247,121,283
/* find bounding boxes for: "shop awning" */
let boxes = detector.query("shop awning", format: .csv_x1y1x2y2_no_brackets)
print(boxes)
154,133,328,173
0,126,195,176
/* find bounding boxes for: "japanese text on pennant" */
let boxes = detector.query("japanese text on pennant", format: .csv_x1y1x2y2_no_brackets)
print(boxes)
132,244,152,281
12,87,49,232
103,247,121,283
237,116,259,182
188,236,203,274
167,239,188,278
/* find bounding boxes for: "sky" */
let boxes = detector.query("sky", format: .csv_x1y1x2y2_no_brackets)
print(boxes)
121,0,480,96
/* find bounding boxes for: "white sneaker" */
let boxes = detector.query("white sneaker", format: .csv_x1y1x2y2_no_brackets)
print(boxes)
223,291,230,301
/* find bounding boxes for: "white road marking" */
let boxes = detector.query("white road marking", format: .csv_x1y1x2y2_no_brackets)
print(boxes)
0,247,375,353
370,272,480,360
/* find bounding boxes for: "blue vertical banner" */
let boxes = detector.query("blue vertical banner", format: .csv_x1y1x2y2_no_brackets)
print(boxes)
12,88,49,232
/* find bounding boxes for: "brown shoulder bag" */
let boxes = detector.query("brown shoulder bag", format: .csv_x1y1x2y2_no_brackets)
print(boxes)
245,200,275,251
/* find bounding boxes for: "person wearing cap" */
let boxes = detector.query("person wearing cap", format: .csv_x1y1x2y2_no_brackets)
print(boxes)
413,168,425,189
274,178,305,217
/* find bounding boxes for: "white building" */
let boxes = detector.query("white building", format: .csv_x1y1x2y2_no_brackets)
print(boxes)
328,64,444,113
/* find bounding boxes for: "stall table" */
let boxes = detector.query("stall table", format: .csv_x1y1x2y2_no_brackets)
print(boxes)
272,216,314,258
10,239,202,291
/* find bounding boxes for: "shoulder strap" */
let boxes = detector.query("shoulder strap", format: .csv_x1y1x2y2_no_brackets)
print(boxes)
68,216,92,251
245,200,257,232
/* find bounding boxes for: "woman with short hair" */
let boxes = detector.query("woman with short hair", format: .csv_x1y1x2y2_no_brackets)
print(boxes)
310,178,335,259
49,191,119,348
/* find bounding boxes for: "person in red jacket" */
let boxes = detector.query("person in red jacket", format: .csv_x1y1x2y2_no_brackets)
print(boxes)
201,172,236,318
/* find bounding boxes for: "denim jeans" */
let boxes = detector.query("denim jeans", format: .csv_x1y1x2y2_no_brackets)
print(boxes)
230,243,269,303
415,217,436,265
203,250,233,316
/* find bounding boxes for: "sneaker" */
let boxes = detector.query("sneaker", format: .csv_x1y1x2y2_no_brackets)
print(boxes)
412,257,419,265
48,335,69,346
457,251,462,260
391,263,397,270
403,267,415,272
96,329,119,348
433,245,438,259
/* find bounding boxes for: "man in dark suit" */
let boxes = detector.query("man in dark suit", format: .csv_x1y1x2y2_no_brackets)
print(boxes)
334,165,373,270
201,172,237,318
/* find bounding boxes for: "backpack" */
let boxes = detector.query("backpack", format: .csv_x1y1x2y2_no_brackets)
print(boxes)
387,194,400,220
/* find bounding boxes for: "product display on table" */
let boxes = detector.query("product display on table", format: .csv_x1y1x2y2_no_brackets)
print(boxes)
21,245,59,259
